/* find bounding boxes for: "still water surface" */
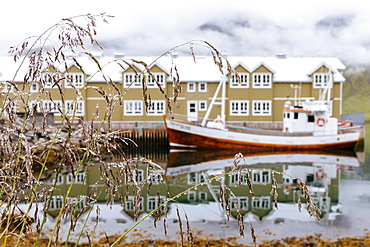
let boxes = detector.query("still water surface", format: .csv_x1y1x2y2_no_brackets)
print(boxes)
35,148,370,245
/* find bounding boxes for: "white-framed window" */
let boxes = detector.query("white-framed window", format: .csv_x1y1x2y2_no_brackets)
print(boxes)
124,100,143,116
313,73,331,88
147,100,165,116
148,196,166,211
65,73,84,88
187,172,206,185
230,100,249,116
52,174,64,185
230,73,249,88
1,82,13,93
42,72,62,88
230,171,249,185
252,73,271,88
230,197,248,211
31,82,39,92
252,196,270,209
133,169,144,183
187,82,195,92
65,100,84,116
50,196,64,210
199,192,207,201
147,73,165,88
68,196,87,210
125,196,144,211
252,170,270,184
252,100,271,116
67,171,86,184
43,100,62,115
198,82,207,92
199,101,207,111
148,169,164,184
124,73,143,88
188,191,196,201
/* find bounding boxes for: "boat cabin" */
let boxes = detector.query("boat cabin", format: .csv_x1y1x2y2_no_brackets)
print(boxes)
282,100,338,136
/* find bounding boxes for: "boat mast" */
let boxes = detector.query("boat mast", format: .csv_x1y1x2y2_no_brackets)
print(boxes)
201,74,228,127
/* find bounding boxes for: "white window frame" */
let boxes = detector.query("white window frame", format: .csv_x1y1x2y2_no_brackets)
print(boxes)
252,196,270,209
198,82,207,92
65,100,84,116
148,169,165,184
230,100,249,116
1,82,13,93
146,73,165,88
199,192,207,201
230,171,249,185
124,100,143,116
31,82,39,92
230,197,248,211
187,172,205,185
65,73,84,88
313,73,331,89
252,170,271,184
67,171,86,184
148,196,166,211
252,73,271,88
230,73,249,88
50,196,64,210
43,100,62,115
199,101,207,111
188,191,196,201
125,196,144,211
187,82,195,92
42,72,62,88
147,100,165,116
252,100,271,116
124,73,142,88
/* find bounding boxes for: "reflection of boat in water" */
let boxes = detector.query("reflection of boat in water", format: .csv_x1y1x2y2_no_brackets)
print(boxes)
166,149,360,176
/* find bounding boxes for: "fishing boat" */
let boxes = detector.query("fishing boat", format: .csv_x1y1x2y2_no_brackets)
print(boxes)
164,73,362,151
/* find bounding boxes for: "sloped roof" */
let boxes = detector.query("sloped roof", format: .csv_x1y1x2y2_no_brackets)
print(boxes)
0,54,346,83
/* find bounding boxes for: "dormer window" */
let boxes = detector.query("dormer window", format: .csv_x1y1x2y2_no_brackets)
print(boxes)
252,73,271,88
146,73,165,88
230,73,249,88
124,73,142,88
65,73,84,88
313,73,331,88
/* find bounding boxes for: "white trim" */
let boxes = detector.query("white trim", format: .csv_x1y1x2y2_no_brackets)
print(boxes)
252,100,272,116
198,82,207,92
65,72,84,88
252,73,272,88
147,100,165,116
230,100,249,116
124,100,143,116
230,73,249,88
187,82,196,92
198,100,207,111
65,100,84,116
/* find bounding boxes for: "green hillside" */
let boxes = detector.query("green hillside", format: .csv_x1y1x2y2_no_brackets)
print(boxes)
343,67,370,121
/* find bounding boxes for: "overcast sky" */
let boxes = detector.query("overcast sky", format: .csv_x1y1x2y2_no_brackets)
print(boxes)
1,0,370,66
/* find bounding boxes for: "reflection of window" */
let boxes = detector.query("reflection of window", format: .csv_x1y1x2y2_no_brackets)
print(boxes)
132,169,144,183
230,73,249,88
199,192,207,201
125,196,143,211
252,170,270,184
147,100,165,115
124,100,143,116
187,173,205,185
230,101,249,116
148,196,166,211
252,101,271,116
253,73,271,88
147,73,165,88
69,196,87,210
67,171,86,184
124,73,142,88
65,73,84,88
50,196,64,210
230,171,249,185
252,196,270,209
313,73,331,88
188,191,196,201
230,197,248,211
148,170,164,184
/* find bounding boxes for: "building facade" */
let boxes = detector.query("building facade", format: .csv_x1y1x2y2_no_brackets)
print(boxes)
0,53,346,129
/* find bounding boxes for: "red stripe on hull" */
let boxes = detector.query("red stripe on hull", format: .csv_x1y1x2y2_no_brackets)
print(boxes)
166,128,358,151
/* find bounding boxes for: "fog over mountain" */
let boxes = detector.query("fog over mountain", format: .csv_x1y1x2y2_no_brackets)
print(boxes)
2,1,370,66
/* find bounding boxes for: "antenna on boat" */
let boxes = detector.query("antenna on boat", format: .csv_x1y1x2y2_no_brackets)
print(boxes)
290,84,301,106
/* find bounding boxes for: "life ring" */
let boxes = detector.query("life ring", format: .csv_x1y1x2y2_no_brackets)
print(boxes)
316,118,325,127
338,120,351,127
214,118,224,125
315,170,326,180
